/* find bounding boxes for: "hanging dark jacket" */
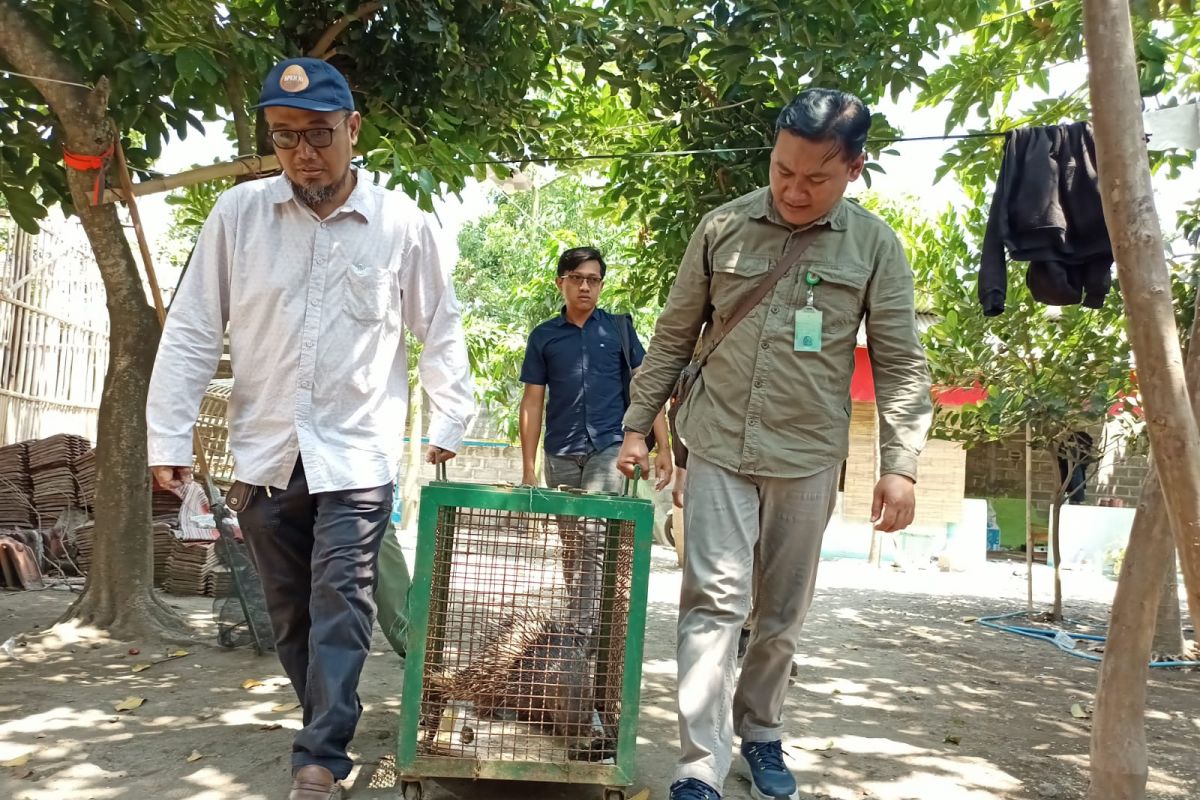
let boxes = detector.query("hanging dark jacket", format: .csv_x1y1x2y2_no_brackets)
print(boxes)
979,121,1113,316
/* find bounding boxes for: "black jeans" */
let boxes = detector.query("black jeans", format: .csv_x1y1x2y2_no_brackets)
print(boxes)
239,458,392,780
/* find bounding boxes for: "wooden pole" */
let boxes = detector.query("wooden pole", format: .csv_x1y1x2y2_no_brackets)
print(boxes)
113,141,166,324
100,153,280,206
1025,422,1034,613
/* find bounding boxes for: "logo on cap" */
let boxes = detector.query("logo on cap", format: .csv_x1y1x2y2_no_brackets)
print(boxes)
280,65,310,93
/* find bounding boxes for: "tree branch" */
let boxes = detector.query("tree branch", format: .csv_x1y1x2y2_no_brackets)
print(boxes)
222,64,254,157
308,1,383,61
0,0,110,154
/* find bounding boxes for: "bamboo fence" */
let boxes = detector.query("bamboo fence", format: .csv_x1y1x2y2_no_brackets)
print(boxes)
0,212,109,446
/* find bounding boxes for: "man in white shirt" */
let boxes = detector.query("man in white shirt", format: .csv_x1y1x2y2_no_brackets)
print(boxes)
146,57,474,800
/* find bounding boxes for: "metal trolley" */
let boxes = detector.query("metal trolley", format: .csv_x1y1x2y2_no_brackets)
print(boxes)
396,477,654,800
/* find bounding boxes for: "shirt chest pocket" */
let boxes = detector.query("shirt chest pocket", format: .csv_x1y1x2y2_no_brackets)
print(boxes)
805,261,873,329
345,264,392,323
709,250,772,321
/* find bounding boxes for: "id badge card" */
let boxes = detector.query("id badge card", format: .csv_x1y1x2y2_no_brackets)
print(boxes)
794,307,823,352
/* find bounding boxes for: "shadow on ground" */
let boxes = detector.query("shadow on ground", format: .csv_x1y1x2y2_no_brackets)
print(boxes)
1,556,1196,800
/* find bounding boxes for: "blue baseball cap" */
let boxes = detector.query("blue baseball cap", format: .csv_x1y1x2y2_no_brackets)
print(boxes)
255,58,355,112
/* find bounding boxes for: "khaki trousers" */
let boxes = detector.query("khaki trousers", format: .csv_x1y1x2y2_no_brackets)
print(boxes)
674,454,839,789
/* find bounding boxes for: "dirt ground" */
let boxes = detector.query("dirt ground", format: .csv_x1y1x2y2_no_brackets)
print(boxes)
1,546,1197,800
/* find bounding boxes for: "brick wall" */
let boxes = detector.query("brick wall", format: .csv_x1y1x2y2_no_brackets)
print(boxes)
842,402,878,521
963,424,1149,518
441,445,526,484
842,401,966,526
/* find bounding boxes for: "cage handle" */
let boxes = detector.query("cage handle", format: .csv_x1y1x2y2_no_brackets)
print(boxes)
436,460,447,482
623,464,643,497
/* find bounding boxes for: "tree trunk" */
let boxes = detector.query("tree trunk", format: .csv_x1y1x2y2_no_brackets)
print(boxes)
1088,467,1171,800
223,66,254,157
1151,546,1184,658
1084,4,1200,796
1088,282,1200,800
0,1,190,641
1048,445,1086,623
1083,0,1200,637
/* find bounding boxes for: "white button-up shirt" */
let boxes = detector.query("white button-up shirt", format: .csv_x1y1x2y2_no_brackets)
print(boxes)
147,172,475,492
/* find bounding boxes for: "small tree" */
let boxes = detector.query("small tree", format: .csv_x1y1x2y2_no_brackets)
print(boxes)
454,173,646,441
871,198,1138,620
0,0,615,639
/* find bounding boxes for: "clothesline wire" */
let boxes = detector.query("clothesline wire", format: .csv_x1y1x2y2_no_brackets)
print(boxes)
939,0,1063,45
409,132,1011,168
0,129,1012,167
0,69,93,90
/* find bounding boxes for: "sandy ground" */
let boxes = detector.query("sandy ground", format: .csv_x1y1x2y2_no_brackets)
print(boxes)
0,545,1197,800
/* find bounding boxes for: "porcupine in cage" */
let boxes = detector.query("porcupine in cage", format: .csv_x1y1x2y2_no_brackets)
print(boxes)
422,609,614,759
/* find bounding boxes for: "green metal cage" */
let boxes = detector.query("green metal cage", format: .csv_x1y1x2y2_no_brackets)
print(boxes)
396,480,655,800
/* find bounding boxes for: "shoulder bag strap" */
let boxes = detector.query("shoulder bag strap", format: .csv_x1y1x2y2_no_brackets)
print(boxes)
694,227,822,369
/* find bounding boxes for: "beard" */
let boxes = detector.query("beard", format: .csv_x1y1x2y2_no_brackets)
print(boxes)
287,168,350,210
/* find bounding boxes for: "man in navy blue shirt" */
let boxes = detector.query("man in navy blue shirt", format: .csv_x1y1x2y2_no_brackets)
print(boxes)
520,246,671,630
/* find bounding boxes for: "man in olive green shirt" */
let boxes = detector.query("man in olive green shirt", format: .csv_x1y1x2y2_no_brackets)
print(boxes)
618,89,932,800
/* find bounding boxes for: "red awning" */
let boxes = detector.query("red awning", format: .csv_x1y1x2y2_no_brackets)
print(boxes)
851,346,986,407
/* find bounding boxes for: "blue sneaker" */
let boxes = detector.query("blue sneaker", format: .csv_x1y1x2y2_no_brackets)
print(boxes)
669,778,721,800
738,740,798,800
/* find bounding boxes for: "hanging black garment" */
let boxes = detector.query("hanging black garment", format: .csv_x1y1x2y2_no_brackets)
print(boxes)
979,122,1113,316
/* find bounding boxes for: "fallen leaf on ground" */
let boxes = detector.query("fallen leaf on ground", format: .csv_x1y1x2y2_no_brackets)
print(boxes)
167,649,189,658
630,790,650,800
1071,704,1091,719
242,679,264,690
186,750,203,763
796,739,835,752
944,734,961,745
961,616,979,623
271,701,301,713
114,696,145,712
127,648,140,656
196,712,215,721
259,723,283,731
1,755,30,767
131,663,153,673
16,767,33,779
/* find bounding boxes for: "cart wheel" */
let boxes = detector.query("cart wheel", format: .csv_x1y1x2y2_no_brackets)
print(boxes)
603,789,625,800
663,513,676,548
400,780,423,800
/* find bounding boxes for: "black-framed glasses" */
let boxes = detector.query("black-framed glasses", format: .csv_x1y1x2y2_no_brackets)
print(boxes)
562,273,603,287
269,114,350,150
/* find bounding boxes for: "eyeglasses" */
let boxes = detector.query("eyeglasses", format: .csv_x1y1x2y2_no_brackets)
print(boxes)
562,273,603,288
269,114,350,150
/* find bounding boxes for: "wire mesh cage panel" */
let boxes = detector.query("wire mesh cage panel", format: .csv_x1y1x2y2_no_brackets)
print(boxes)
396,481,654,797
